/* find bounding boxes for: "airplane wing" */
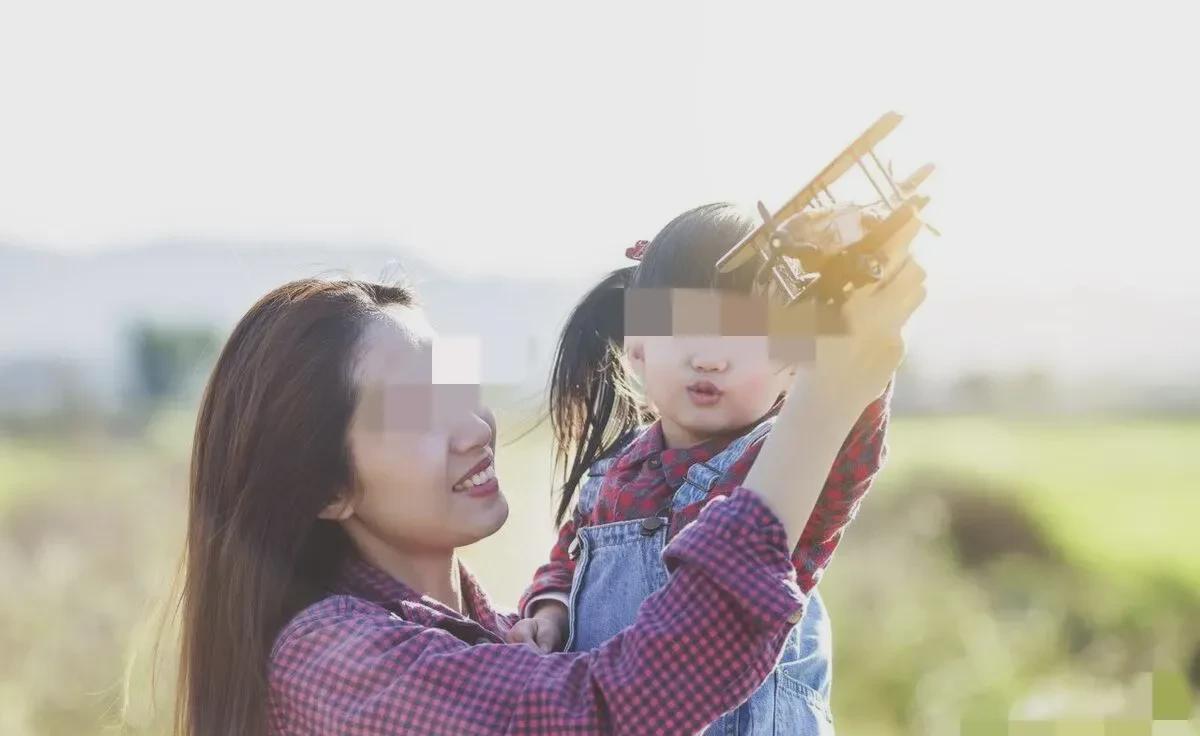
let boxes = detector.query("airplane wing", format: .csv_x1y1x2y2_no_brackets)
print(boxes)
716,111,906,273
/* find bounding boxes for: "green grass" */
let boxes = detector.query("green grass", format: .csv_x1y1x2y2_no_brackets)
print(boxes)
461,414,1200,606
0,440,62,505
884,416,1200,589
1,412,1195,734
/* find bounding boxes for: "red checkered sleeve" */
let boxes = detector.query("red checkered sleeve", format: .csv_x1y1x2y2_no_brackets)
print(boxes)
517,513,580,617
791,383,891,591
267,489,806,736
715,383,891,593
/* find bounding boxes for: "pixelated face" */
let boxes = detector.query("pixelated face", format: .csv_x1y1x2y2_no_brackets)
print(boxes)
623,288,815,447
334,305,508,552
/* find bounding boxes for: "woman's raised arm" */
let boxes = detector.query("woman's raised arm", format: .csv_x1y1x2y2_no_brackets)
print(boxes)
268,489,802,735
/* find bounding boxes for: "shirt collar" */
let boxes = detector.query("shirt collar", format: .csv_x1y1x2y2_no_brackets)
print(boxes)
335,555,503,632
615,422,666,470
615,398,784,487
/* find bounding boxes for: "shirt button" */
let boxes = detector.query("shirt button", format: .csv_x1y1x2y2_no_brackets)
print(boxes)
788,607,804,625
648,457,662,469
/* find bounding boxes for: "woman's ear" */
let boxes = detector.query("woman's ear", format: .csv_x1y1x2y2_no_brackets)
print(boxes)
318,494,355,521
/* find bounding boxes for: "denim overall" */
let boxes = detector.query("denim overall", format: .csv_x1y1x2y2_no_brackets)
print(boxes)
564,419,835,735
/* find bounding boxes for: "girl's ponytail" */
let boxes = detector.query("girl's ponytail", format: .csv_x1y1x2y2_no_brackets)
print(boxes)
548,266,649,525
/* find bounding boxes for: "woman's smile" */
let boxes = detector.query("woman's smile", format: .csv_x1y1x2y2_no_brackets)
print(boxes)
452,457,499,497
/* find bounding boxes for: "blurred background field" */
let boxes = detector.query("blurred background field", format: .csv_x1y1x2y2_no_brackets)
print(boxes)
1,397,1196,734
3,0,1200,732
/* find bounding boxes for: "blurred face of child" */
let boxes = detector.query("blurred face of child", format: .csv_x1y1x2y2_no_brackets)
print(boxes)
322,305,509,553
624,288,800,448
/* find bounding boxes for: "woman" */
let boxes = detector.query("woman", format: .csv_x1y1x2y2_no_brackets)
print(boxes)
173,223,925,735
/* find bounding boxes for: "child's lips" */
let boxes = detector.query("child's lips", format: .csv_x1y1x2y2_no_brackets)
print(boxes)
686,381,723,406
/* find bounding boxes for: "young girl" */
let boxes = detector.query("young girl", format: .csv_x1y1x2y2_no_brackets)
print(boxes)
508,203,895,735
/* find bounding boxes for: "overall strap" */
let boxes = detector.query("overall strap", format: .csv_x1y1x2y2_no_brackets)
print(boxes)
671,415,777,511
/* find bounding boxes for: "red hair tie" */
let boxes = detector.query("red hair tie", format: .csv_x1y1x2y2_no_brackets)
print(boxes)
625,239,649,262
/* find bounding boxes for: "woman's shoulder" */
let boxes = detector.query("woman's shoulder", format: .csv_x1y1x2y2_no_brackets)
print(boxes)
270,593,394,663
265,592,462,733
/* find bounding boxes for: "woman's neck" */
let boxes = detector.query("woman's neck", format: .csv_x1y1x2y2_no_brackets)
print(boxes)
350,526,464,613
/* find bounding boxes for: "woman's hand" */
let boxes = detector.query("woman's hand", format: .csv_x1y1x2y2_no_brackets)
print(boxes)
505,600,568,654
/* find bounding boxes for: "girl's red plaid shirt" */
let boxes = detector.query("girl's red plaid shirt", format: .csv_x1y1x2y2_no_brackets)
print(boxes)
520,385,891,615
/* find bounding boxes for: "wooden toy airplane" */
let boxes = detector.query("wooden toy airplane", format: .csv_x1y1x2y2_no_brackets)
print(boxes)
715,111,937,305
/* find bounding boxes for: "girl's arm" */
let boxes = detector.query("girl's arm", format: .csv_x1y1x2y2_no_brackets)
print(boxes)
747,216,924,550
791,382,890,590
268,488,805,735
517,514,579,617
519,432,641,620
717,382,891,592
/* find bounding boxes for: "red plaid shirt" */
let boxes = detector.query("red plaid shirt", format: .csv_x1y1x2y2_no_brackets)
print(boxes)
267,489,807,735
520,385,891,614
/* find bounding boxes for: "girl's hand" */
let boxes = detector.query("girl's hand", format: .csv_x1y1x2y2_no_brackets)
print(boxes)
505,601,568,654
748,213,927,548
801,212,927,420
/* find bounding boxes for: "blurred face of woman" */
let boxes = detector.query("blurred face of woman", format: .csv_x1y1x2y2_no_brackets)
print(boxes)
326,305,509,553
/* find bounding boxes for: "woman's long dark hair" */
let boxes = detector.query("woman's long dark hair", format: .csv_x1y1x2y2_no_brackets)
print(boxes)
549,202,761,524
174,278,416,736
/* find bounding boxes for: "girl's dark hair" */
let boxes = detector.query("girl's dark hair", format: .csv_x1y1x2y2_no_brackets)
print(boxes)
548,202,760,524
173,277,416,736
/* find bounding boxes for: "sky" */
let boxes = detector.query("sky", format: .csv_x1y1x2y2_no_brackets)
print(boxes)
1,0,1197,302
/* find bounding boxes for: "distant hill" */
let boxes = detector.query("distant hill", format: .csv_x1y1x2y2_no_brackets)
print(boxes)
0,240,590,408
1,240,1197,414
